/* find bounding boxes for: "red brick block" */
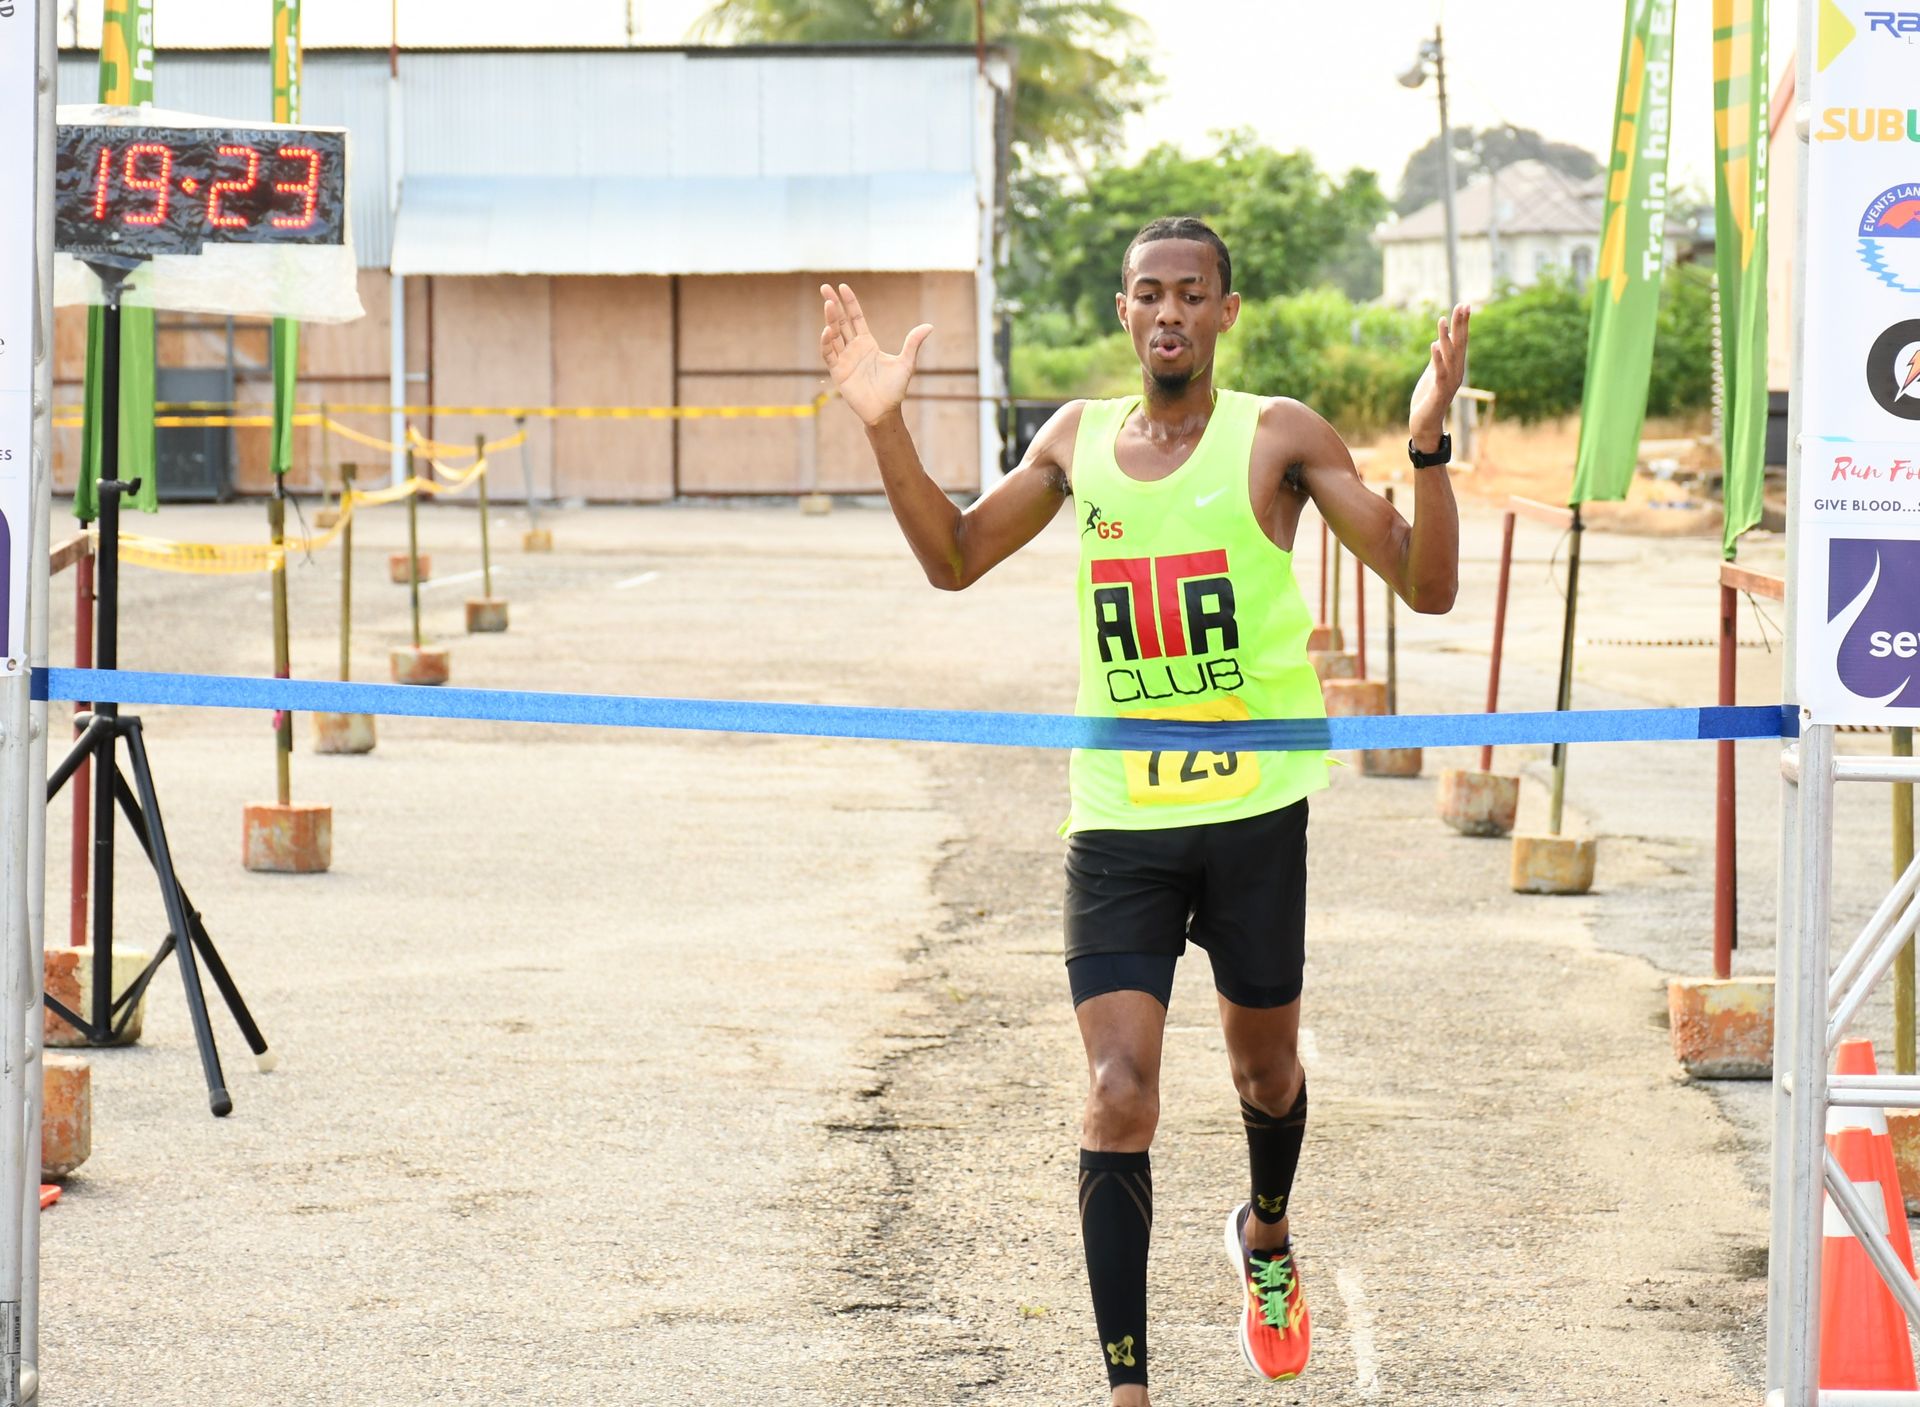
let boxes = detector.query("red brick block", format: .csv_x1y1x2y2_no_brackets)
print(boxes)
243,802,333,874
1667,977,1774,1080
43,1053,91,1180
391,645,451,686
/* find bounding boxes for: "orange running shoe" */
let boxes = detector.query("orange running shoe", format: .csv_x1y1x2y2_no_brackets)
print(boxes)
1224,1201,1311,1382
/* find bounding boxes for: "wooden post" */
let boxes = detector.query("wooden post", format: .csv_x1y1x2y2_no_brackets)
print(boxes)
476,433,493,599
269,487,292,807
1546,507,1584,837
406,454,423,649
340,464,355,681
1385,488,1399,715
1354,545,1368,680
1714,581,1738,980
1482,510,1516,772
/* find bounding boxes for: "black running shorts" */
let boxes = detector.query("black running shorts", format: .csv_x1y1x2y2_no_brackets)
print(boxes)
1063,800,1308,1010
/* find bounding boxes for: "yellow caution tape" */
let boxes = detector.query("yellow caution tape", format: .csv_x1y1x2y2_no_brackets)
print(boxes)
56,394,833,422
112,456,494,576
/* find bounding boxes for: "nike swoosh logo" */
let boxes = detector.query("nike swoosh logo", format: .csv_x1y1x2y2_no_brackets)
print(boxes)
1195,488,1228,508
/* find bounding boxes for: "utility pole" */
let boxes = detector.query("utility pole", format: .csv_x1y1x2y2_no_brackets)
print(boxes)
1400,25,1475,463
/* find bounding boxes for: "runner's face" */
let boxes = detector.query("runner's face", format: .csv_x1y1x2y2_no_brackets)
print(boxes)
1116,239,1240,392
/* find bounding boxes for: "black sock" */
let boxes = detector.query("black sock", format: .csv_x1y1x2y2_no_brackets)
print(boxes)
1079,1148,1151,1388
1242,1079,1307,1230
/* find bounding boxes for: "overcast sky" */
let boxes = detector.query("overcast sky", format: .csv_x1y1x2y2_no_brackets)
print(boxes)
64,0,1803,202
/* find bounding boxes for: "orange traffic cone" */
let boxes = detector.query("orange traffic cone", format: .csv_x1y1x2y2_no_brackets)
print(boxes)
1821,1038,1919,1390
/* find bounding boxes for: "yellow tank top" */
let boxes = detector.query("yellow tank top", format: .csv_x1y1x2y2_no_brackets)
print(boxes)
1067,389,1328,833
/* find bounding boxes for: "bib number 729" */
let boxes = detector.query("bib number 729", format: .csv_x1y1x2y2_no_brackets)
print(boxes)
1121,697,1261,806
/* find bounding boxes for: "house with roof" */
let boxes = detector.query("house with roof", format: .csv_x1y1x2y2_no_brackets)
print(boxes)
1374,157,1685,310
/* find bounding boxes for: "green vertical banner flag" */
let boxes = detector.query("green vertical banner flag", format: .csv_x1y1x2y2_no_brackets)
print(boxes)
1713,0,1769,555
1570,0,1678,505
271,0,303,477
77,0,159,522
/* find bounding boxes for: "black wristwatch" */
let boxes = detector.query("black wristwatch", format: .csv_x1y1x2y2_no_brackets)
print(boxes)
1408,432,1452,469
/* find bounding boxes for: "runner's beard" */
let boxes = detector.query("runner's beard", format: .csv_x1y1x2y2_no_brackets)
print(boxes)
1149,365,1195,394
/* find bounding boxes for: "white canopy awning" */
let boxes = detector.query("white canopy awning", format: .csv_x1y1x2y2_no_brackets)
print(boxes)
388,173,981,277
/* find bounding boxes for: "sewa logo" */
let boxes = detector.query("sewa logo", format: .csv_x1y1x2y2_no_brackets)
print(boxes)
1829,538,1920,705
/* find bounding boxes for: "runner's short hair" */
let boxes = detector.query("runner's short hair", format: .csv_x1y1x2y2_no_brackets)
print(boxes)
1123,217,1232,295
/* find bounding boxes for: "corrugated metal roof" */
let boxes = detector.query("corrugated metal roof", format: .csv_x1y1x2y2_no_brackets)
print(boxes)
57,48,989,275
397,51,978,179
389,173,980,275
58,53,393,265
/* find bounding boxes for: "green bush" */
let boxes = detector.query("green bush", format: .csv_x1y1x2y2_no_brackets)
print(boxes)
1217,288,1431,437
1465,264,1718,425
1010,330,1140,399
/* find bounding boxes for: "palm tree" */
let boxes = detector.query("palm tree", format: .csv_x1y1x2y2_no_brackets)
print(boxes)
691,0,1157,162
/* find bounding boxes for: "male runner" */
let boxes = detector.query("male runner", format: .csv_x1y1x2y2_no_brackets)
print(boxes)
820,216,1465,1401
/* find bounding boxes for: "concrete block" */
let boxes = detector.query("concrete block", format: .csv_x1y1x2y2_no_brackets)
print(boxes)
314,506,341,530
1306,626,1343,653
1509,833,1597,895
46,945,150,1047
1890,1111,1920,1215
1667,977,1774,1079
1309,650,1357,683
466,597,510,633
42,1054,90,1180
388,551,431,584
522,528,553,553
1322,678,1387,717
311,712,376,754
391,645,451,686
798,494,832,516
244,802,333,874
1361,747,1423,777
1437,768,1519,837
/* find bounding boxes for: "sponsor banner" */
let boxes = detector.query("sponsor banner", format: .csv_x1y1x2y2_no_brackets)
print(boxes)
1714,0,1770,554
1798,1,1920,720
0,0,36,670
1570,0,1677,505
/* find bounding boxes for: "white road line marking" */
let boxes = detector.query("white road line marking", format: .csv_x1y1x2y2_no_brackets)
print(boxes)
418,567,498,593
615,571,660,590
1298,1027,1319,1064
1335,1268,1380,1397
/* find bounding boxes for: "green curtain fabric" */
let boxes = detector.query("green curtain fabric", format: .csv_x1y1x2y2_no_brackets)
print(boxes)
75,0,159,522
271,0,303,477
1714,0,1770,556
1570,0,1679,506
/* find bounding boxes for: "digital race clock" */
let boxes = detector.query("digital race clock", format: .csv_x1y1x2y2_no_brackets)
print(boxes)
55,123,348,261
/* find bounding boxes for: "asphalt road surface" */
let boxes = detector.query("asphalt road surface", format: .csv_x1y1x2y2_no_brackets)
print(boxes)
27,491,1878,1404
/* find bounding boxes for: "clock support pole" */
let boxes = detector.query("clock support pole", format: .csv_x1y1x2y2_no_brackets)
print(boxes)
44,275,272,1118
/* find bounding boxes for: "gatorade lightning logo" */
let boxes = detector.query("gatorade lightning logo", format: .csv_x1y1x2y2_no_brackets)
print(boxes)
1091,551,1244,704
1867,319,1920,420
1828,539,1920,705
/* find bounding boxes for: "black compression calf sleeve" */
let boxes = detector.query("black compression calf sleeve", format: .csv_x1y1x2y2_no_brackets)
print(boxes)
1078,1148,1151,1388
1242,1080,1307,1226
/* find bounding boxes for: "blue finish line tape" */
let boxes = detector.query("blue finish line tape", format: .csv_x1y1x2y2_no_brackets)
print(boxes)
34,669,1796,752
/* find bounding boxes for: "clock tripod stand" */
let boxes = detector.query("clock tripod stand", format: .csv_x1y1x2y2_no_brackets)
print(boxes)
44,269,274,1118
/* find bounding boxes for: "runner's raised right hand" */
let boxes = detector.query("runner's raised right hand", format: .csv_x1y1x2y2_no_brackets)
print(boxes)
819,282,933,428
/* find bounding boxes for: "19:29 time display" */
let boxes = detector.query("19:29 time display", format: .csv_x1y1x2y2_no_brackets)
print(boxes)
55,123,347,258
